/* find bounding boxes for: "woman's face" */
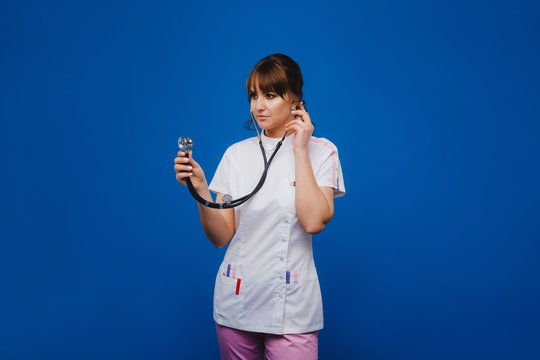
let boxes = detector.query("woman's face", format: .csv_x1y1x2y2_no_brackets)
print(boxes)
249,84,295,138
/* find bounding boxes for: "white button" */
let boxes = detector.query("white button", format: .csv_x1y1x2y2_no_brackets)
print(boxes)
279,276,283,279
281,239,286,243
280,257,284,261
279,295,283,298
283,219,289,224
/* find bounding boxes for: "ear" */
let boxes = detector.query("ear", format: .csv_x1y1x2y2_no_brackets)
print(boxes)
285,92,298,106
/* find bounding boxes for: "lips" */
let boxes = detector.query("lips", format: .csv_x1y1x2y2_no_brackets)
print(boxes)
256,115,269,119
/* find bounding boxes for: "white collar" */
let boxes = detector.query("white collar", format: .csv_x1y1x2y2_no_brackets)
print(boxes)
260,130,293,151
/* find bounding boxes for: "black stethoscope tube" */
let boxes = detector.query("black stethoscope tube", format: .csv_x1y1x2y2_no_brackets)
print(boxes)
180,101,303,209
180,120,287,209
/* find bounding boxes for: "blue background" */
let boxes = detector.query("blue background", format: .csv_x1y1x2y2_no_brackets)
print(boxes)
2,0,539,359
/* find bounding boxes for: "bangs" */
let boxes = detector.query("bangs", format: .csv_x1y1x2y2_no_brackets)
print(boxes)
246,62,289,100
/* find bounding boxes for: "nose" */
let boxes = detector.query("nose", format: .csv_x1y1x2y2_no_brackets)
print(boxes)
252,97,265,112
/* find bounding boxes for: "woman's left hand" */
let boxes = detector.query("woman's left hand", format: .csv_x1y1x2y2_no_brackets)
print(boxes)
286,105,314,155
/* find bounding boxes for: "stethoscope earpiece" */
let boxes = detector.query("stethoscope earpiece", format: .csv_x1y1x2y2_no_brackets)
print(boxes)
294,99,305,111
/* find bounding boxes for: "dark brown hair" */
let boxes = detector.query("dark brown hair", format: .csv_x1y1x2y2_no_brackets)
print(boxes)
245,54,307,130
246,53,304,103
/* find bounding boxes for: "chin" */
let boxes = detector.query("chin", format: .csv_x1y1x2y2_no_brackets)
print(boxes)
258,123,272,130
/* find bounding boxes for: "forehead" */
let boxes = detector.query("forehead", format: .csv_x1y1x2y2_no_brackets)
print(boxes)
248,77,290,99
248,79,261,92
248,71,280,91
248,77,268,92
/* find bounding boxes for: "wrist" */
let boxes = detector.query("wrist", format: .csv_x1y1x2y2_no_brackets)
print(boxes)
197,180,210,193
294,148,309,158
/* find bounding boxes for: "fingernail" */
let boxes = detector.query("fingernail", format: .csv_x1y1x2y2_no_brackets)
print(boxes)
188,166,193,170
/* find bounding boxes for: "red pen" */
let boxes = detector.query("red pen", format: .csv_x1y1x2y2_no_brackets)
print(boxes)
236,278,241,295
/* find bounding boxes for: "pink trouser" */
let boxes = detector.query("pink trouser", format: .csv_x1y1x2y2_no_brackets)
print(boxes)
215,323,318,360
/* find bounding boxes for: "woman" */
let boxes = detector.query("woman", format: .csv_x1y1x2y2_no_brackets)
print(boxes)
174,54,345,359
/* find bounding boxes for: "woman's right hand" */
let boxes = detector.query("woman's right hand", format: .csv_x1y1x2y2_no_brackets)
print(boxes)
174,150,207,191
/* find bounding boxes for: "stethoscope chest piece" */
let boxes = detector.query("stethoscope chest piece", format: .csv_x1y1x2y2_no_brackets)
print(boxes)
178,136,193,153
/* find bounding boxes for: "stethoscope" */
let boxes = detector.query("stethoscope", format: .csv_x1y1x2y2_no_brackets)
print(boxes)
178,100,304,209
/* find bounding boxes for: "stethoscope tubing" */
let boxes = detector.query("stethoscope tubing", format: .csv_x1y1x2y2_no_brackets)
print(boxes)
184,136,284,209
180,101,303,209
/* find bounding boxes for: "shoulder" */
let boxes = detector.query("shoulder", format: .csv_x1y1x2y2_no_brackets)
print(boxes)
223,136,259,158
308,136,339,156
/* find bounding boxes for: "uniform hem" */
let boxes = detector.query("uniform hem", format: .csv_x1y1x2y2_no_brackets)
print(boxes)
214,316,323,335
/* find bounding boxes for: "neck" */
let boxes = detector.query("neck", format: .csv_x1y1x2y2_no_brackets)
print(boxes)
264,127,291,139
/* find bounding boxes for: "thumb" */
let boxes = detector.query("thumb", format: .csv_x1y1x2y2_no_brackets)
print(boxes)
187,151,200,167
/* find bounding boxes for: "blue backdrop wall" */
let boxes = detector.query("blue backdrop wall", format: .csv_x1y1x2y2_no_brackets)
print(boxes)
2,1,539,359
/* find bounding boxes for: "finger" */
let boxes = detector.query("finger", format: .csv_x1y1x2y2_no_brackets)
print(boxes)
174,164,193,173
291,107,310,118
291,109,311,125
175,156,190,164
286,121,313,135
285,119,307,129
287,118,306,125
177,150,193,159
291,109,304,121
285,123,304,134
188,153,200,167
176,172,193,181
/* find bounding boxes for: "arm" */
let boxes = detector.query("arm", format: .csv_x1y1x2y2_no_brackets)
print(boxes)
286,104,335,234
294,152,335,234
195,189,235,248
175,150,235,248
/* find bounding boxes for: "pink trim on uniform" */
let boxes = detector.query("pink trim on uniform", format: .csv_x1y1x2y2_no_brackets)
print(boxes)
232,266,237,279
309,138,337,188
294,270,298,283
215,323,318,360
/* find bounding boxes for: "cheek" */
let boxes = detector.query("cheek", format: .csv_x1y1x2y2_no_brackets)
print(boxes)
275,104,291,119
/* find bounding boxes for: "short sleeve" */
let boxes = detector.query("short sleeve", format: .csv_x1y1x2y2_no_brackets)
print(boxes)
315,145,346,198
208,150,230,195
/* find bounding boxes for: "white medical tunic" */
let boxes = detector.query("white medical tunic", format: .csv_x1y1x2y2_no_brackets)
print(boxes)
208,131,345,335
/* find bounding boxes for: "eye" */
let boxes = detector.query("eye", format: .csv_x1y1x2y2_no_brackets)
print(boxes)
248,92,257,99
266,93,276,99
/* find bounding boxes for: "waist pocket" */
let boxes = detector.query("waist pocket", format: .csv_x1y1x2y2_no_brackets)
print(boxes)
240,280,274,311
214,266,244,316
